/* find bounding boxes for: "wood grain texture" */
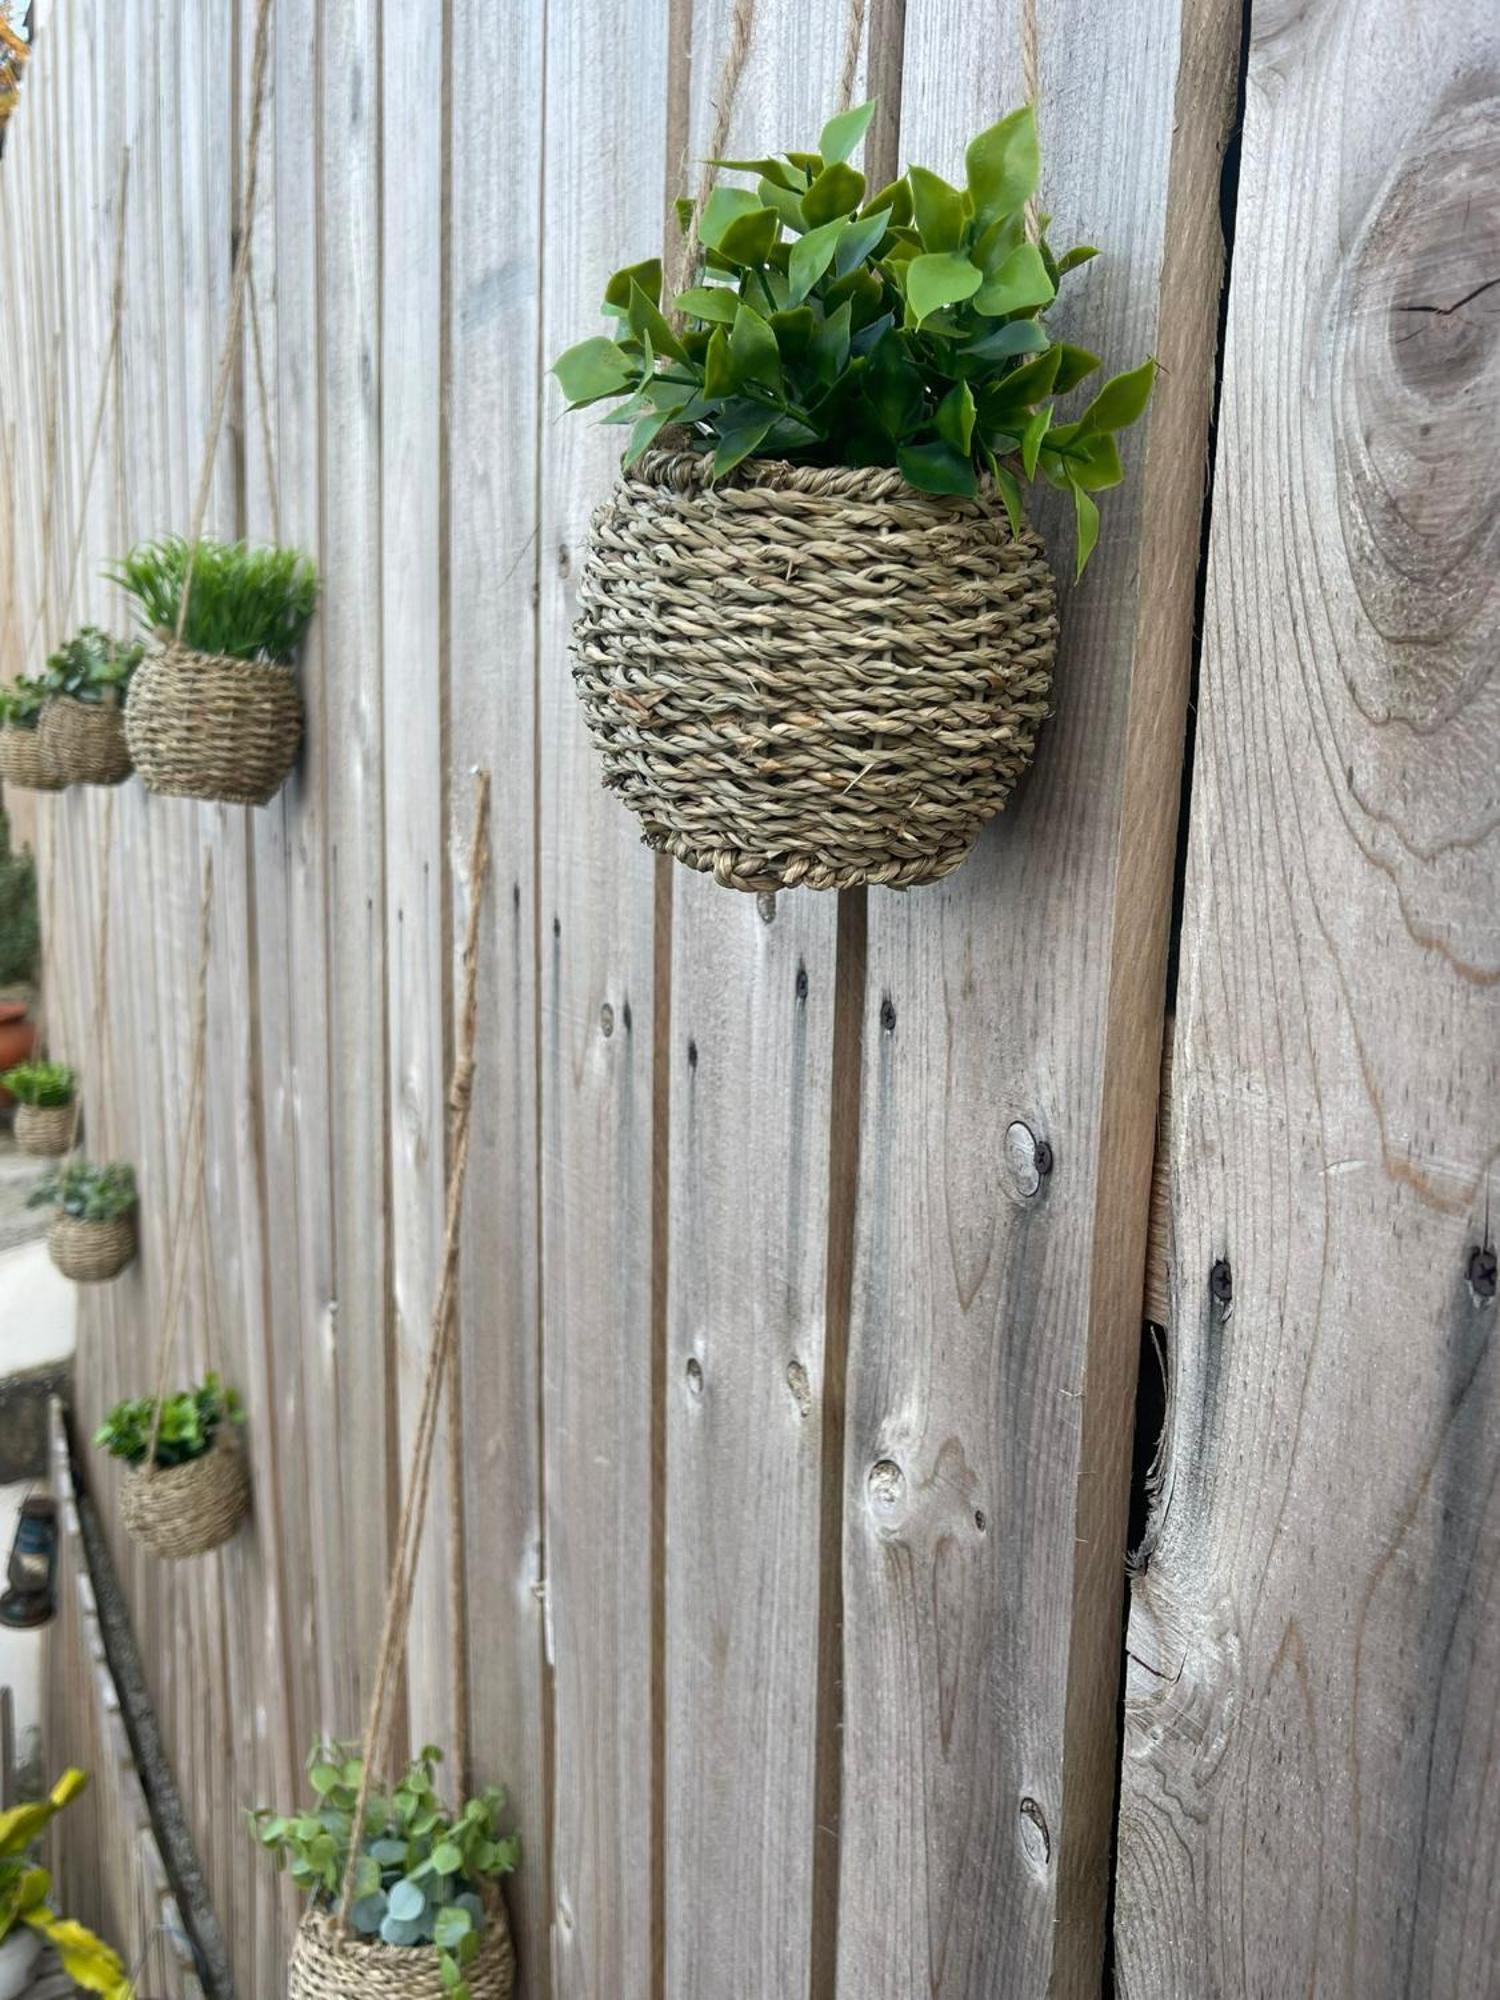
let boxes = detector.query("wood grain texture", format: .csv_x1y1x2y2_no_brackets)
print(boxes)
661,7,867,1994
535,1,671,1990
1115,5,1500,1995
835,4,1236,1994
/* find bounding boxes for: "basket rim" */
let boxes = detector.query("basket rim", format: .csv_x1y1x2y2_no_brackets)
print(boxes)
128,1426,244,1490
625,443,1035,516
142,637,302,677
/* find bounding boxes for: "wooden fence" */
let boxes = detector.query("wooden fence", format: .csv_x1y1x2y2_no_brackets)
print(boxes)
2,0,1496,1995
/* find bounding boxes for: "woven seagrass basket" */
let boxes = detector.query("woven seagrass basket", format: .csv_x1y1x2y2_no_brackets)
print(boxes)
48,1209,135,1282
124,643,302,806
289,1895,516,2000
0,726,65,792
14,1102,74,1156
121,1434,251,1560
573,449,1059,892
40,693,133,786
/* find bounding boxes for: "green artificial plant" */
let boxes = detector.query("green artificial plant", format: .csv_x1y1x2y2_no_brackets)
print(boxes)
43,626,144,705
554,101,1153,574
108,537,318,664
27,1159,136,1222
0,809,38,989
0,1769,133,1996
254,1741,520,1999
0,678,50,731
0,1059,75,1106
94,1372,243,1471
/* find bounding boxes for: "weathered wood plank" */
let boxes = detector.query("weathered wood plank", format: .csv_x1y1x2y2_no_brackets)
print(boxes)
445,0,550,1986
834,4,1237,1994
536,0,672,1989
1115,7,1500,1996
661,5,867,1992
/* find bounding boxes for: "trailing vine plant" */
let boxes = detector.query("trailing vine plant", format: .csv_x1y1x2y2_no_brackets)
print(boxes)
554,102,1154,574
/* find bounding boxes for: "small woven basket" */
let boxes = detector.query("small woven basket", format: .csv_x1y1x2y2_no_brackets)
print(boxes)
48,1209,136,1282
13,1102,74,1156
121,1434,251,1560
573,450,1059,892
0,726,65,792
40,693,133,786
124,643,302,806
289,1896,516,2000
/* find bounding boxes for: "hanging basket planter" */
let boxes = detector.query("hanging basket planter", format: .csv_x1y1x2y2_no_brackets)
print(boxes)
120,1432,251,1560
48,1209,135,1282
289,1899,517,2000
124,644,303,806
14,1102,75,1157
0,725,65,793
39,694,133,786
574,452,1058,892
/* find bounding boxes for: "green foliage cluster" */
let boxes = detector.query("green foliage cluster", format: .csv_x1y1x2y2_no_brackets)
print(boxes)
43,625,144,705
0,809,38,988
93,1371,243,1471
254,1742,520,1999
109,536,318,664
0,677,50,730
0,1770,133,1996
28,1158,136,1221
1,1059,75,1106
554,102,1154,574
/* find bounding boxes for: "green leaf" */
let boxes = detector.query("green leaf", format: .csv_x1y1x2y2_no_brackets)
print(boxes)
802,161,866,227
717,204,781,267
698,185,762,251
787,217,846,303
552,336,636,407
712,413,774,475
907,165,967,252
708,155,803,190
973,241,1055,316
1072,478,1100,578
730,300,781,390
431,1841,464,1875
965,106,1039,228
627,281,688,362
1056,243,1098,277
964,320,1049,363
990,456,1026,538
898,440,978,496
1051,342,1101,393
1021,402,1052,478
1058,430,1123,490
603,258,662,311
935,381,977,454
905,250,982,326
1074,356,1157,435
863,177,913,229
703,325,737,397
434,1904,475,1950
864,331,925,438
809,298,853,383
758,178,808,232
388,1879,426,1923
819,100,876,165
768,305,816,356
674,286,739,325
309,1764,341,1797
834,207,891,277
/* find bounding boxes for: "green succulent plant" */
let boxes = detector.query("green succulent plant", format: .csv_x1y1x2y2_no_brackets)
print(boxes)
94,1372,243,1471
0,677,51,729
107,536,318,665
1,1059,75,1106
554,101,1154,575
27,1158,136,1222
254,1741,520,2000
43,626,144,705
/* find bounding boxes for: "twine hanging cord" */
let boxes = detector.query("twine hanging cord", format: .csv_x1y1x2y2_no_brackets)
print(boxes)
335,771,493,1935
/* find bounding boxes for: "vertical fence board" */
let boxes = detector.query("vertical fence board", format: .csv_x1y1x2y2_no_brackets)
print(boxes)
1115,5,1500,1995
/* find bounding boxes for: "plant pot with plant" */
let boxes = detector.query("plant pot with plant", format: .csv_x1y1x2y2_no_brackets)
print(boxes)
37,627,143,786
29,1160,136,1281
1,1060,76,1155
555,102,1155,891
95,1372,250,1559
257,1741,519,2000
111,536,317,805
0,1768,133,1998
0,680,64,792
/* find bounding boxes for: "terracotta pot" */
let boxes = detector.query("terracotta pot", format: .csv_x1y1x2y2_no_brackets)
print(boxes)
0,1001,35,1103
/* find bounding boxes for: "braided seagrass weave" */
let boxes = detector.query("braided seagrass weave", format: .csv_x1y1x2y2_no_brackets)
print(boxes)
48,1210,135,1282
14,1103,74,1156
0,727,65,792
124,643,302,806
121,1434,251,1560
290,1898,516,2000
573,450,1058,892
40,694,133,786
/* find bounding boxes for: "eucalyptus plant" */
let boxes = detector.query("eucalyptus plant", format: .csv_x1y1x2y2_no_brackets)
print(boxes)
1,1059,75,1106
554,101,1153,574
254,1741,520,1999
0,677,50,730
27,1159,136,1222
94,1372,243,1471
108,537,318,664
43,626,144,705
